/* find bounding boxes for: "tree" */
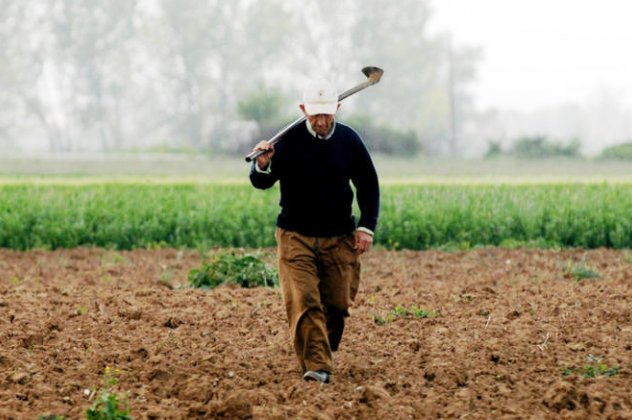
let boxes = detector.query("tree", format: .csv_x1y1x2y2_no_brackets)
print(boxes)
598,142,632,160
237,86,288,142
47,0,138,151
0,1,66,152
446,36,480,157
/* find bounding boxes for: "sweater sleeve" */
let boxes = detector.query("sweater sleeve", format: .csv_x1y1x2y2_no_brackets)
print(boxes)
351,139,380,233
249,160,279,190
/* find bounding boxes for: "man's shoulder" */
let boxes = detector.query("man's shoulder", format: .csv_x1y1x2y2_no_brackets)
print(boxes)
274,122,308,153
334,122,363,141
287,120,309,136
334,122,367,151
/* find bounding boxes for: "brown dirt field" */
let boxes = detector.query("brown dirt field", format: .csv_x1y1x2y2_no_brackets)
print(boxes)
0,247,630,419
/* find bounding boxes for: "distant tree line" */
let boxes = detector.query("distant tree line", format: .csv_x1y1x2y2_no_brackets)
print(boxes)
597,142,632,160
485,137,632,160
0,0,479,157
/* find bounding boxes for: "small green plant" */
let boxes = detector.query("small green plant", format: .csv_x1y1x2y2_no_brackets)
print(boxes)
101,252,128,266
188,252,278,289
391,305,438,319
373,305,438,325
563,354,620,378
159,270,173,283
371,312,394,325
391,305,409,318
581,364,620,378
86,366,131,420
564,255,600,281
411,307,437,319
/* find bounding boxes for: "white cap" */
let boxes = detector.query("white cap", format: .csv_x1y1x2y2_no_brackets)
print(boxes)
302,78,338,115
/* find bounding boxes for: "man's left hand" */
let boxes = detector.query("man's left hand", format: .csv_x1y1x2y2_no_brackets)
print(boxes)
354,230,373,255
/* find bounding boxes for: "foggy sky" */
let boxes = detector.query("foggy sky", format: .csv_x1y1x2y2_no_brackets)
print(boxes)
430,0,632,112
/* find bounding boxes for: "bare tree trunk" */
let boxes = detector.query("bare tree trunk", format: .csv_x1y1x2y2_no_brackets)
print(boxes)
22,95,68,152
448,39,458,158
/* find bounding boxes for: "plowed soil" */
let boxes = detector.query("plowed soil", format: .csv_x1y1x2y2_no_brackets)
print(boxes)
0,247,630,419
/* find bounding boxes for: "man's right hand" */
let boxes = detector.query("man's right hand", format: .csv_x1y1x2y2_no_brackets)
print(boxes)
254,140,274,170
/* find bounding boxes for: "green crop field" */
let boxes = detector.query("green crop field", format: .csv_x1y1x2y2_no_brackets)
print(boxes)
0,181,629,250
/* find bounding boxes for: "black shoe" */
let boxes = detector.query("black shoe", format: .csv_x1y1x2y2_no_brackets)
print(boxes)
303,370,331,384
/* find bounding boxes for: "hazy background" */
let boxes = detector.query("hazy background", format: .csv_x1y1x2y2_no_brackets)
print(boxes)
1,0,631,161
430,0,632,157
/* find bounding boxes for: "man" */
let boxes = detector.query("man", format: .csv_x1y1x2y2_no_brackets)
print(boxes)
249,77,380,384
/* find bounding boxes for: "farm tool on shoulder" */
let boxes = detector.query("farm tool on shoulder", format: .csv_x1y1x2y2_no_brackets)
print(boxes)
244,66,384,162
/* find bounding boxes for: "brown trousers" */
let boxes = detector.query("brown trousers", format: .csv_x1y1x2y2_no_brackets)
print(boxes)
275,227,360,374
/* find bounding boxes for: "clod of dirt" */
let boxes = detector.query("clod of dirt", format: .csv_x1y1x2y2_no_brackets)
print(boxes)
147,369,170,382
131,347,149,360
209,390,279,419
568,343,586,352
589,391,608,414
157,280,174,290
480,287,497,295
47,322,62,332
354,385,390,406
210,397,253,420
409,339,422,352
10,372,31,385
118,307,142,320
423,365,468,388
164,317,183,328
506,309,521,320
542,381,589,412
178,375,216,402
184,405,207,417
20,334,44,349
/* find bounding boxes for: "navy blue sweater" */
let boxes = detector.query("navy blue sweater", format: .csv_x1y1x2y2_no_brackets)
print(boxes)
249,121,380,237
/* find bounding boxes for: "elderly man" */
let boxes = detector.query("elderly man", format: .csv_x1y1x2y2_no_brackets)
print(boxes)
249,77,380,384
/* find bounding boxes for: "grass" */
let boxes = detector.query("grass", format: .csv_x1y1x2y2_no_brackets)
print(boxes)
0,182,630,250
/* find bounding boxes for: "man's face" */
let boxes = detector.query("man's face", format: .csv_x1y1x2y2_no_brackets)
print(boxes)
307,113,335,137
300,104,339,137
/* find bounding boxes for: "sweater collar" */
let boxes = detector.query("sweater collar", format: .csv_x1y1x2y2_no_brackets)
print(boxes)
306,120,336,140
